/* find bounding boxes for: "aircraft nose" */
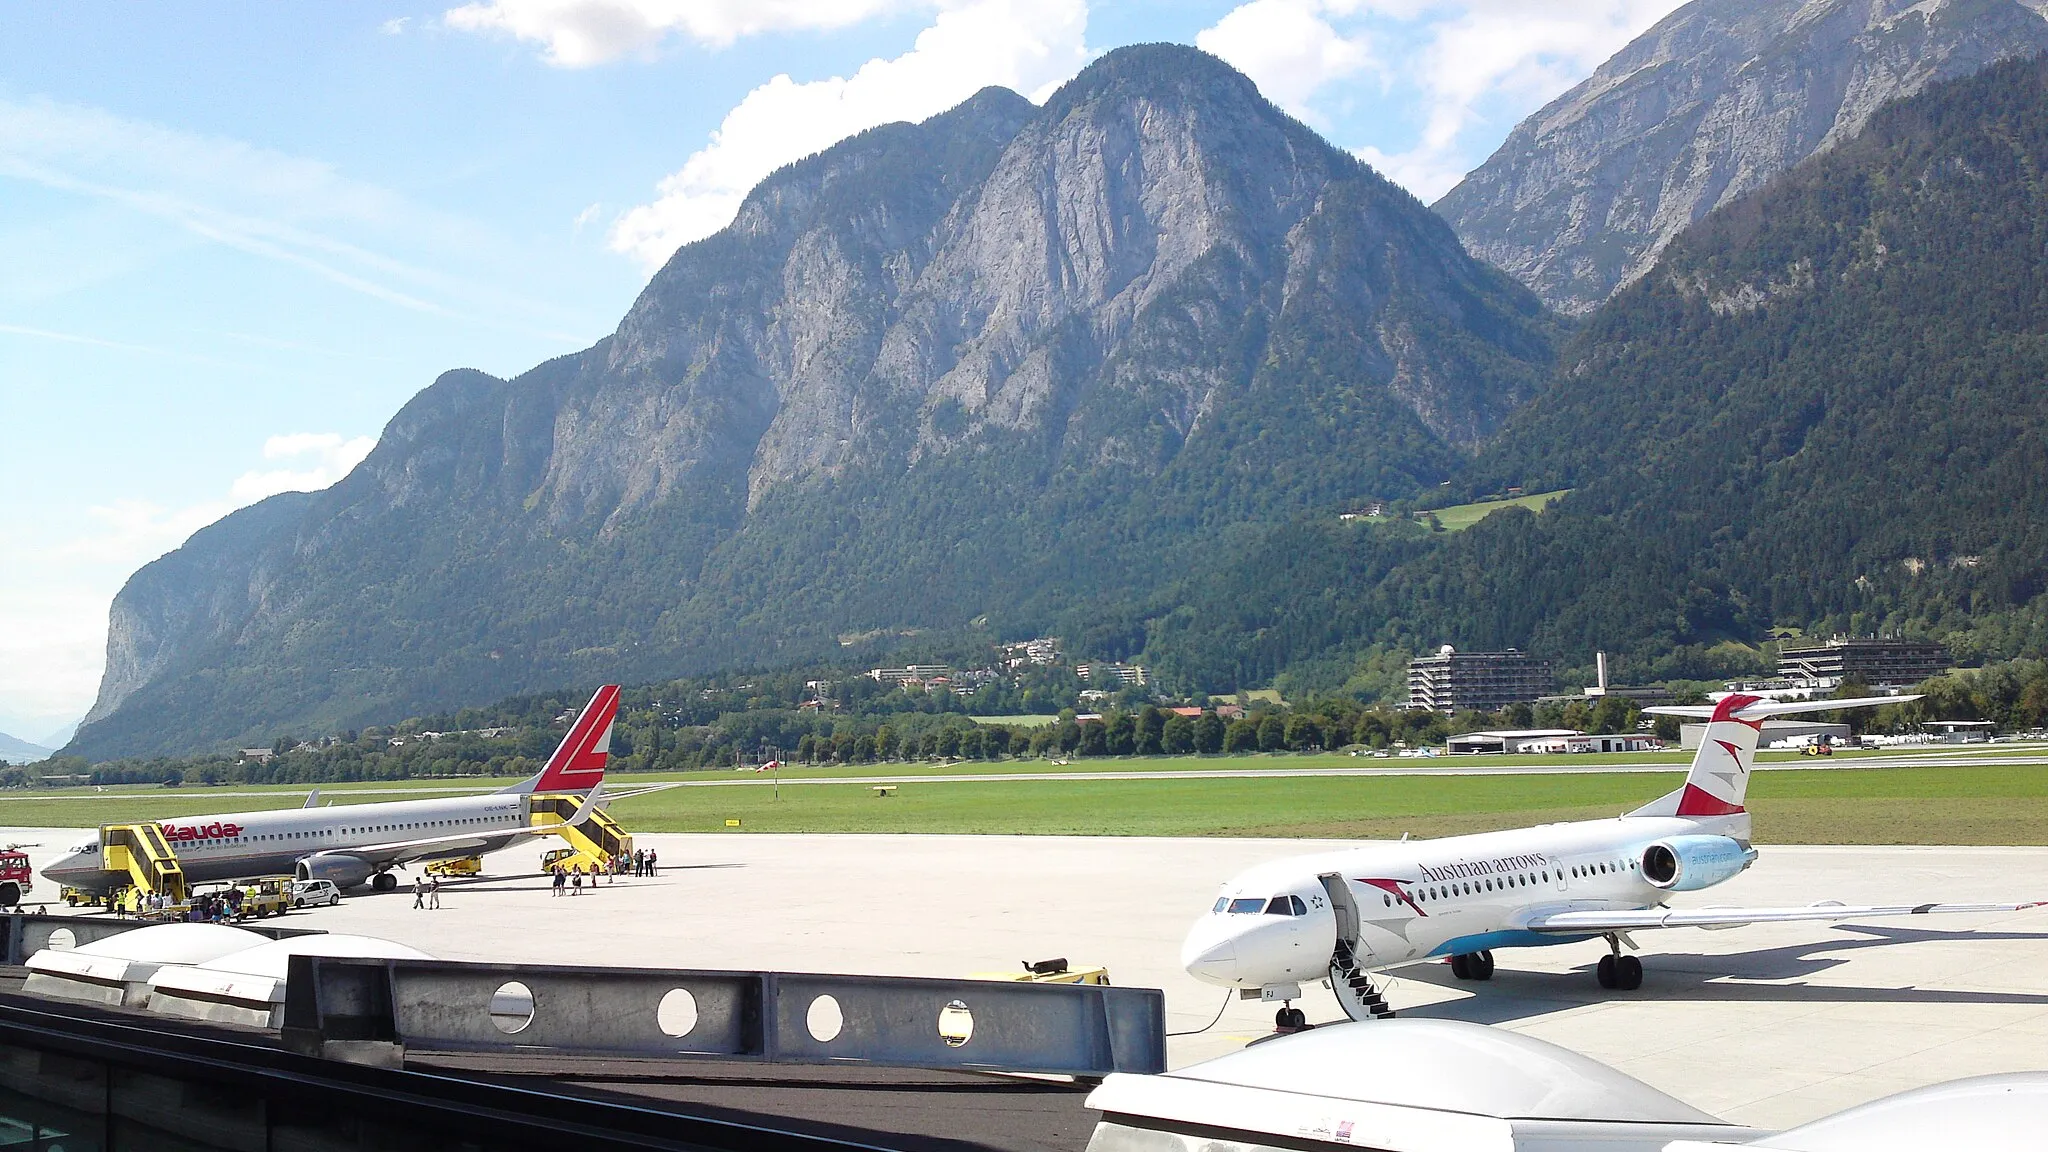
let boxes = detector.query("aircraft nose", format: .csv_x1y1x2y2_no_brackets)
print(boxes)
1180,920,1240,984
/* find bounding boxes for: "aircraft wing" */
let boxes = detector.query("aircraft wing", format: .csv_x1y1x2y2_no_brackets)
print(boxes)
1521,899,2044,934
305,785,604,868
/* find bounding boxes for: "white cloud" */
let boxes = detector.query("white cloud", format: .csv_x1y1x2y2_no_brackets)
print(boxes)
3,500,235,733
1196,0,1686,201
0,97,573,328
443,0,927,65
381,16,412,35
609,0,1089,271
1196,0,1373,124
1,433,376,734
229,433,377,503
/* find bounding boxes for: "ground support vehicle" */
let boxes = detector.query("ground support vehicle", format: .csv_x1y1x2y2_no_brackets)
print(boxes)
292,879,342,908
0,847,34,906
425,856,482,877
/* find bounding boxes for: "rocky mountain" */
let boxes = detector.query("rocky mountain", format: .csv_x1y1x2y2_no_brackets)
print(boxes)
1155,54,2048,692
69,44,1556,760
1435,0,2048,314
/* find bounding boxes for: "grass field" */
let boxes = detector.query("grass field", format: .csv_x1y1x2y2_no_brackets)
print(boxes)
6,761,2047,845
1431,488,1570,531
970,714,1059,727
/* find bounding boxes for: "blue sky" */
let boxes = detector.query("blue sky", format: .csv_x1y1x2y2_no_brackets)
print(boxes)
0,0,1684,745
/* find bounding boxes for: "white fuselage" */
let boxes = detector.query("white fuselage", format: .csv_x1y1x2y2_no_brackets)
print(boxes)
40,792,531,892
1181,813,1747,989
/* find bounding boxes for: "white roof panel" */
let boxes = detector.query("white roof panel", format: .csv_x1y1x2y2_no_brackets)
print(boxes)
147,934,432,1007
1136,1020,1722,1123
1666,1073,2048,1151
26,923,268,983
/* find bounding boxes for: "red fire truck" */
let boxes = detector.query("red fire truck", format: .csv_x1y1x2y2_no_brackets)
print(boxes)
0,845,32,907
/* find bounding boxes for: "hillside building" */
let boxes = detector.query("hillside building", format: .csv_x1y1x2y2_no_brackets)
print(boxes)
1776,638,1949,690
867,664,951,684
1406,647,1554,713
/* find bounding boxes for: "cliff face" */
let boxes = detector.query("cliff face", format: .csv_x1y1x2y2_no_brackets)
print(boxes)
1435,0,2048,314
72,45,1555,760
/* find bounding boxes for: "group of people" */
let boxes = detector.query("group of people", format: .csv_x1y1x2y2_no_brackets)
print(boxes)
548,847,658,896
411,875,442,909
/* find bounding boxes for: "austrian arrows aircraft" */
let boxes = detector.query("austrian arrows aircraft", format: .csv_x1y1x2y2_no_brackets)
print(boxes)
1181,694,2043,1028
43,685,620,895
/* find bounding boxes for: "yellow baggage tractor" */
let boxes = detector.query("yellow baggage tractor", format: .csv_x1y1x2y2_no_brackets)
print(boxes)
425,856,483,877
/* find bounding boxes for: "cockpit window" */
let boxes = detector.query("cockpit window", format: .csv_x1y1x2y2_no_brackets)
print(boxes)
1261,896,1310,916
72,841,98,854
1226,897,1266,914
1213,897,1229,913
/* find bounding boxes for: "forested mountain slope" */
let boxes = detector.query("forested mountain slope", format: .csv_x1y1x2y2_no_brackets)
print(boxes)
68,45,1555,760
1151,55,2048,691
1435,0,2048,314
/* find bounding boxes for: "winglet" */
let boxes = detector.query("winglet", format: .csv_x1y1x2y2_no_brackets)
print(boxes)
303,789,321,809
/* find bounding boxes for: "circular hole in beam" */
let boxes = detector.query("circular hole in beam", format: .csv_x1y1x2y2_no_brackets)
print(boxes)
806,994,843,1043
489,981,535,1034
47,927,76,951
656,988,698,1038
938,999,974,1048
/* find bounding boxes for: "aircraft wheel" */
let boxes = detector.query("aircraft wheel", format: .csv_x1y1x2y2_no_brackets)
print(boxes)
1450,953,1471,980
1596,954,1618,990
1471,951,1495,981
1616,955,1643,991
1274,1006,1307,1030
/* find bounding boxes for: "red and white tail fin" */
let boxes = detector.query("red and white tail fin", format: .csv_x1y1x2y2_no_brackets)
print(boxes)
1630,692,1917,820
506,685,619,795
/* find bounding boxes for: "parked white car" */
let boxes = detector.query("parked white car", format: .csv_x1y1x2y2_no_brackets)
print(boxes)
291,879,342,908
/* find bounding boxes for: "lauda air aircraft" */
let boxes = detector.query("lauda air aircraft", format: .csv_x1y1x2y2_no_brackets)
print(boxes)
1181,693,2045,1029
41,685,620,896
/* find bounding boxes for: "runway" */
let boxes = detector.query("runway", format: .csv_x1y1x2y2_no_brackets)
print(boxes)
9,743,2043,806
9,828,2048,1130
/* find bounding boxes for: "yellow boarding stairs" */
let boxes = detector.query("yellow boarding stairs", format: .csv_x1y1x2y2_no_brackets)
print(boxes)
100,823,188,904
528,792,633,872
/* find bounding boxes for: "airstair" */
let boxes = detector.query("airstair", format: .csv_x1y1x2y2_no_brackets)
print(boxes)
528,793,634,870
1329,941,1396,1022
100,823,187,903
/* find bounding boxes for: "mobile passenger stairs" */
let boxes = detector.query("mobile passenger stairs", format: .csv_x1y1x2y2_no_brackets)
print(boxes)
529,792,634,871
99,823,189,906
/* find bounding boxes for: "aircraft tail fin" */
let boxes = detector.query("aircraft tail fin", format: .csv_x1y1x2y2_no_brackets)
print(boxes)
501,685,620,795
1630,693,1917,819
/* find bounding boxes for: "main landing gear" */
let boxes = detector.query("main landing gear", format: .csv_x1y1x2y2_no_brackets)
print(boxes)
1449,951,1495,980
1595,934,1643,990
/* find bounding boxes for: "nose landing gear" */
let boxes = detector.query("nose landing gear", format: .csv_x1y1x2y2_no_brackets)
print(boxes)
1274,1005,1309,1032
1595,934,1643,990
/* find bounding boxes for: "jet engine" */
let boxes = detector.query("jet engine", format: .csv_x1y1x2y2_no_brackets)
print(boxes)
295,853,376,889
1639,835,1756,891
